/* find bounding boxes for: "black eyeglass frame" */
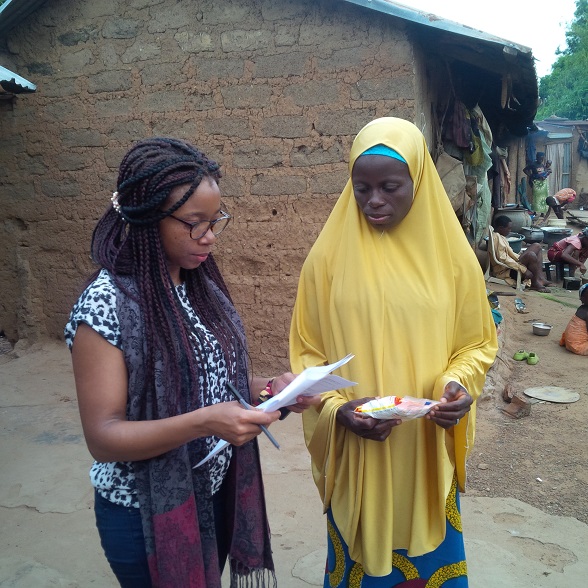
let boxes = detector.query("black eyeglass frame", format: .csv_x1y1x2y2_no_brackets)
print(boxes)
168,211,231,240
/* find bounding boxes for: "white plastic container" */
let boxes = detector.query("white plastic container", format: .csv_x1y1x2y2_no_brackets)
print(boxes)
546,219,567,228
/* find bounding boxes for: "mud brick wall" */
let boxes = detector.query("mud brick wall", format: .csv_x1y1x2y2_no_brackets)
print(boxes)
0,0,416,373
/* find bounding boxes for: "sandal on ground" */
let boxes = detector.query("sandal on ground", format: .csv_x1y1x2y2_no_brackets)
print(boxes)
527,352,539,365
513,350,529,361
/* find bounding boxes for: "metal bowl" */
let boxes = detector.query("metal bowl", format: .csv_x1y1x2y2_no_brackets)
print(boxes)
519,226,544,243
532,322,552,336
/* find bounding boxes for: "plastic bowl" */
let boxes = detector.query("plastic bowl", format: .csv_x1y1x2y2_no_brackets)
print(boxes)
545,219,567,228
532,322,552,336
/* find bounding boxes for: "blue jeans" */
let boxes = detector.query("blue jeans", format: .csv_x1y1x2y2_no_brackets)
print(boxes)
94,489,229,586
94,491,152,588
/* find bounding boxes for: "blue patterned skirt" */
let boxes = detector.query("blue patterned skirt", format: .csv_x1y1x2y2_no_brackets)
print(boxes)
324,478,468,587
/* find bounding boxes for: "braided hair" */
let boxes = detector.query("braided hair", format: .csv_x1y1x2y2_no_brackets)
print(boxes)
91,137,242,412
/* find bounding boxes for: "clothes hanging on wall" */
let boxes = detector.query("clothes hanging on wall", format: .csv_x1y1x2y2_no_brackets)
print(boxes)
488,149,502,209
464,106,494,245
441,98,474,152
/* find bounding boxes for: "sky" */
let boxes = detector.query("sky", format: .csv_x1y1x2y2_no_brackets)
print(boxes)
397,0,578,78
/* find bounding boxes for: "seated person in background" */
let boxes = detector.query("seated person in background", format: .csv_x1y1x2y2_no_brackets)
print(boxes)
544,188,576,221
559,283,588,355
491,215,551,292
547,227,588,276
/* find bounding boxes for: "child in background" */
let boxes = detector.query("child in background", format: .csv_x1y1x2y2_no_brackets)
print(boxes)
547,227,588,276
559,283,588,356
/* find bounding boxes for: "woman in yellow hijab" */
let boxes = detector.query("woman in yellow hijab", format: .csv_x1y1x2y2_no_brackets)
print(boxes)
290,117,497,586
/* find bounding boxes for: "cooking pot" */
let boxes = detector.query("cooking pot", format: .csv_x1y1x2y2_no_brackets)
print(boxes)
494,207,532,233
541,227,573,248
519,226,544,244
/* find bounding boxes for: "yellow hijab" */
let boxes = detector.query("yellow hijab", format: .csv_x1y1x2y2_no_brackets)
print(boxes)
289,117,497,576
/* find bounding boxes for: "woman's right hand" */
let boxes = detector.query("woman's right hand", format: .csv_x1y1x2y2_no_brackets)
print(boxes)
336,397,401,442
201,401,280,446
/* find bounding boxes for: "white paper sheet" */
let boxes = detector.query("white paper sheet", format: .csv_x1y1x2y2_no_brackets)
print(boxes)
193,354,356,468
259,354,356,412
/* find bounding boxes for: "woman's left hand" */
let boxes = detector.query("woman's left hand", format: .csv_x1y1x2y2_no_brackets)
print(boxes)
426,381,473,429
288,395,322,413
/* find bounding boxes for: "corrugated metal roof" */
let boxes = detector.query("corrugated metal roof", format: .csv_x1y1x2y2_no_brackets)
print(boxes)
0,0,48,38
536,120,580,139
0,0,47,94
537,117,588,129
343,0,532,55
0,64,36,92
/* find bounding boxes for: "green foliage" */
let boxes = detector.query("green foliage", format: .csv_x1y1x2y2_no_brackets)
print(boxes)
536,0,588,120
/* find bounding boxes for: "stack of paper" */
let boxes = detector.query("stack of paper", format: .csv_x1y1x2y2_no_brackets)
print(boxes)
260,353,356,412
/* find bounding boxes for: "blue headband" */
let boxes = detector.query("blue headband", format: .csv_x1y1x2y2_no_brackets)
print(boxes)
360,144,407,163
580,283,588,299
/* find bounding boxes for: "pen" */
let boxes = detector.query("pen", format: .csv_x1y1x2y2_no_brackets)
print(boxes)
227,382,280,450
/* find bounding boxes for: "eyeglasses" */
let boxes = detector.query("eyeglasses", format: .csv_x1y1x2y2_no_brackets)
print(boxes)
168,211,231,240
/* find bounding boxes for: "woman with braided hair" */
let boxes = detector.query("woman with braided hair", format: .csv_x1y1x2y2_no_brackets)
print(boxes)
65,138,313,587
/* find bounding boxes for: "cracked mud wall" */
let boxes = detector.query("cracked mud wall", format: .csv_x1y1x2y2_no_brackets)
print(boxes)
0,0,418,371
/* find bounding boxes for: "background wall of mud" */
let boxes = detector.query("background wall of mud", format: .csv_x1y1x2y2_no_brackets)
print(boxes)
0,0,417,372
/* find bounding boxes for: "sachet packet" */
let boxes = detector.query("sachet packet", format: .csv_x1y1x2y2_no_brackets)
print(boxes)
354,396,440,420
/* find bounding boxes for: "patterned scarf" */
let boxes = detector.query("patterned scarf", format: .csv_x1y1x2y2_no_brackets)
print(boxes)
116,274,276,588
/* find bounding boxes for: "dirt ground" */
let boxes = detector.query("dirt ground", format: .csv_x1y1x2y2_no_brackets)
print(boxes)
0,276,588,588
467,283,588,525
1,265,587,587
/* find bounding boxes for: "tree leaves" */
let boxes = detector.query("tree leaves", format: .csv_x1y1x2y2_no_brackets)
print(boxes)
536,0,588,120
